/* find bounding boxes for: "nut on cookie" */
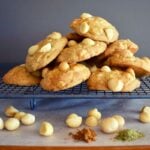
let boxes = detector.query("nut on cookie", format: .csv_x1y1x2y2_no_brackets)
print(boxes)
40,62,91,91
95,39,139,64
87,66,140,92
105,50,150,77
25,32,68,72
57,38,107,64
70,12,119,43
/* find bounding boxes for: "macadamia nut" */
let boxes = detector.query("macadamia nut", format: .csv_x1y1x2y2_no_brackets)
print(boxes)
0,118,4,130
112,115,125,128
80,13,93,19
82,38,95,46
85,116,98,127
66,113,82,128
141,106,150,114
48,32,62,40
5,106,19,117
100,117,119,133
5,118,20,131
59,62,70,71
105,28,114,41
139,112,150,123
39,43,51,53
80,22,90,34
87,108,101,120
21,113,35,125
28,45,39,55
14,112,26,120
39,121,54,136
108,78,124,92
101,66,111,72
68,40,77,47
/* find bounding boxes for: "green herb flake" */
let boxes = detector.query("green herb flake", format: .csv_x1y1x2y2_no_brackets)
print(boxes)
115,129,144,142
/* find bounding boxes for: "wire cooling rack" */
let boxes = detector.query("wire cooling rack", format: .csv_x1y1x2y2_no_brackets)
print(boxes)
0,77,150,99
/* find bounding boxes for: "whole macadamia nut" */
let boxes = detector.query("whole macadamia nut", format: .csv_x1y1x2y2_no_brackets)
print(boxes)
112,115,125,128
39,121,54,136
100,117,119,133
5,118,20,131
21,113,35,125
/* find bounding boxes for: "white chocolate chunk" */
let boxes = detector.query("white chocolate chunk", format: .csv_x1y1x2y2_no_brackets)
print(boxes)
105,28,114,41
39,43,51,53
100,117,119,133
101,66,111,72
108,79,124,92
87,108,101,120
39,121,54,136
0,118,4,130
5,118,20,131
80,13,93,19
21,113,35,125
28,45,39,55
66,113,82,128
85,116,98,127
79,22,90,34
5,106,19,117
47,32,62,40
112,115,125,128
82,38,95,46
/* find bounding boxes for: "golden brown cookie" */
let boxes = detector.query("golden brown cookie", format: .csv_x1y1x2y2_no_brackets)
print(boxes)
66,32,84,42
57,38,107,64
105,50,150,77
26,32,68,72
70,12,119,43
87,66,140,92
3,64,41,86
94,39,139,64
40,62,91,91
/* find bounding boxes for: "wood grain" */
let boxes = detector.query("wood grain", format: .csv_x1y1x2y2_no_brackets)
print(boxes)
0,146,150,150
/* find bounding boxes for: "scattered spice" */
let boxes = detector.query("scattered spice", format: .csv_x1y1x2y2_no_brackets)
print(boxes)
115,129,144,141
69,128,97,143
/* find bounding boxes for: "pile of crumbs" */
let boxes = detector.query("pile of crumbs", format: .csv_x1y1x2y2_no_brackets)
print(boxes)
115,129,144,141
69,128,97,143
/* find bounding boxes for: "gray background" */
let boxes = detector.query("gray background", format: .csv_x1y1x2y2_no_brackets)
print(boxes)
0,0,150,63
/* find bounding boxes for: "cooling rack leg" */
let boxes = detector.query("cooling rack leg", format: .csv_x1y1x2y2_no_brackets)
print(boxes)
30,99,37,110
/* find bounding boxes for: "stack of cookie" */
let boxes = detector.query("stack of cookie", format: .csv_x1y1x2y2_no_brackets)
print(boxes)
3,13,150,92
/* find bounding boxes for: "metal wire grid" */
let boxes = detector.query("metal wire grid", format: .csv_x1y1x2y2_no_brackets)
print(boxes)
0,77,150,99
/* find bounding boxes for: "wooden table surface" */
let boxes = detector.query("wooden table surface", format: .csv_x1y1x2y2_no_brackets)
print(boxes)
0,146,150,150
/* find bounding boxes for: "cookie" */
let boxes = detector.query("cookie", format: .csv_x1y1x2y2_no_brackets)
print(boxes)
3,64,41,86
105,50,150,77
66,32,84,42
70,12,119,43
26,32,68,72
57,38,107,64
87,66,140,92
94,39,139,64
40,62,91,91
